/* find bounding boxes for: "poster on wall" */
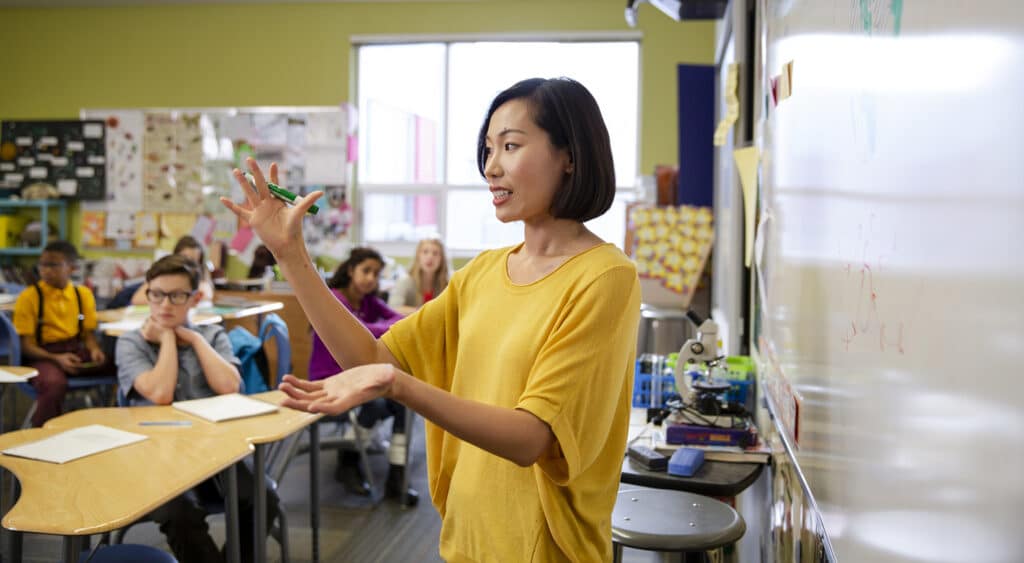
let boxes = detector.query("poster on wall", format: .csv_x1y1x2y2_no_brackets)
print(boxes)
143,113,204,212
0,120,107,199
81,110,144,212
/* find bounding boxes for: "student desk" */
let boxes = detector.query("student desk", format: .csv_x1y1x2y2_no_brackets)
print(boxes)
38,391,319,563
0,419,251,563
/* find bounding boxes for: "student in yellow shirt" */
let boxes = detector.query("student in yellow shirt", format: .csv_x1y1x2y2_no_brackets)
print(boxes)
222,77,641,562
13,240,107,427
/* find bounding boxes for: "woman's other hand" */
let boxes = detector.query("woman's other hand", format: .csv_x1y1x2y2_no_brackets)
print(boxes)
278,365,396,415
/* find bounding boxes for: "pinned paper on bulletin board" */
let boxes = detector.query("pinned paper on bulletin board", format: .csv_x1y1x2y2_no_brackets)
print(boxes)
713,63,740,146
628,204,714,308
134,212,158,247
733,146,760,267
81,210,106,247
160,213,196,241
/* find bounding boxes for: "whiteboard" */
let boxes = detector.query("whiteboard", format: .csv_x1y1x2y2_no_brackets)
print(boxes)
753,1,1024,562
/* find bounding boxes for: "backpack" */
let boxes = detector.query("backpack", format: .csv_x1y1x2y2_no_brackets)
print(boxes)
227,325,269,394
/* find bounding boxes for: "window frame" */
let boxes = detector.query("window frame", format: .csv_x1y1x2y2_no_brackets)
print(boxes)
352,32,642,258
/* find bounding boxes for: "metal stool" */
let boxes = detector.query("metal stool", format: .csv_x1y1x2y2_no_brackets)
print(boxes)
612,486,745,563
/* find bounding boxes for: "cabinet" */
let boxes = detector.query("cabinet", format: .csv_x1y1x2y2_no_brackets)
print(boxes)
0,199,68,256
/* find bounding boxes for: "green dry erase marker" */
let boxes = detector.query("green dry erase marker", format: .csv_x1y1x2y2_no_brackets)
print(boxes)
242,172,320,215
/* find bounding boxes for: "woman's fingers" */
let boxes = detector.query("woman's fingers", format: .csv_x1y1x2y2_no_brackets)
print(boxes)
281,374,324,392
293,190,323,216
245,157,272,200
269,162,280,186
219,196,252,220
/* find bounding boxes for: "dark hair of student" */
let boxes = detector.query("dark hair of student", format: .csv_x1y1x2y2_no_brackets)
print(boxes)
172,235,207,278
327,247,384,290
145,254,201,290
247,244,277,279
475,77,616,223
42,240,79,262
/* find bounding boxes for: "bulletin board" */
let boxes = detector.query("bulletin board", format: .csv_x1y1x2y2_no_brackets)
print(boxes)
0,120,107,199
80,107,355,261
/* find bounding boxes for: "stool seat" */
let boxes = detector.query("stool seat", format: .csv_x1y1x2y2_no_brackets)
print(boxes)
612,486,745,552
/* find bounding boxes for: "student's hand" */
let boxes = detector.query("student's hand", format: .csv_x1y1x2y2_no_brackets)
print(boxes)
173,325,201,346
53,352,81,374
140,317,176,344
87,345,105,365
220,158,323,256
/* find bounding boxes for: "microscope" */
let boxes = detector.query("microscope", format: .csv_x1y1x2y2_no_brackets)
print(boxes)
673,311,732,415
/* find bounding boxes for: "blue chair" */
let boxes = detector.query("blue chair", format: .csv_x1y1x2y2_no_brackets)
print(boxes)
258,313,291,387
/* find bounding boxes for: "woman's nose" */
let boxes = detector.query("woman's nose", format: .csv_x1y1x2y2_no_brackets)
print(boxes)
483,154,501,178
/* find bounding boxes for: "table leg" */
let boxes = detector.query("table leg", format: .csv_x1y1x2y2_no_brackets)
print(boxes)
254,444,266,563
224,464,240,563
61,536,82,563
401,410,414,507
309,424,320,563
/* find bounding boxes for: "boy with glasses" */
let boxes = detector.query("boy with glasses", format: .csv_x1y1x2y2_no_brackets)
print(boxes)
116,254,279,563
13,240,107,427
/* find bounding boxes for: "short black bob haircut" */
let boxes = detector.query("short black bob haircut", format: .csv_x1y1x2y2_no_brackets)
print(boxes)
328,247,385,290
476,77,616,223
146,254,201,290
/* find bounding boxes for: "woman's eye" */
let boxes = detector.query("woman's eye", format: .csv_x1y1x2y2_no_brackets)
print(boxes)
504,143,517,151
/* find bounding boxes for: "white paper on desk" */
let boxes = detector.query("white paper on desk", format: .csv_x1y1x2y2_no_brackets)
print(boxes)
2,424,148,464
99,319,144,333
0,369,36,382
172,393,277,423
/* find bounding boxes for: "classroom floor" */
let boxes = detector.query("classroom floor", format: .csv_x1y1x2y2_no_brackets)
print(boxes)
3,409,662,563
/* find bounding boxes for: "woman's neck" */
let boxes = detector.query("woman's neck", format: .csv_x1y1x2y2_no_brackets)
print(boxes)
521,217,599,257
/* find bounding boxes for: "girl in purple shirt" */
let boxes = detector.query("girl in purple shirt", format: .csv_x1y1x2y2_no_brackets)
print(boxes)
308,247,417,504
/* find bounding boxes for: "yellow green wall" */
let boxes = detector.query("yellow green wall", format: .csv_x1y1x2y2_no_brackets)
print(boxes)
0,1,714,258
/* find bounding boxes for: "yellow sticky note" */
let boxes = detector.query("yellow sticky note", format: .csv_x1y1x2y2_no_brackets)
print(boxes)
713,63,741,146
733,146,760,267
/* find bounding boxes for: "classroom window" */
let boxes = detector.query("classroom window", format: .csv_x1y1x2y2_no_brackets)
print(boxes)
356,40,639,255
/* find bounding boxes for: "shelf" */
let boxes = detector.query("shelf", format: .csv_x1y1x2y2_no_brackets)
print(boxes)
0,199,68,209
0,199,68,260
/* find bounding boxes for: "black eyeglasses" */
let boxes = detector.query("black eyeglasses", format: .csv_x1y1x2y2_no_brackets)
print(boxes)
145,289,195,305
37,261,67,269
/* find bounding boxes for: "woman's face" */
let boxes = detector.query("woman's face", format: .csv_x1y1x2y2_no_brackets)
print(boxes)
348,258,383,297
417,242,443,275
482,99,572,224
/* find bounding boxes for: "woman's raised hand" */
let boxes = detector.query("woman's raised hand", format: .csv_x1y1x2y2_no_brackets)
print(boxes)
219,157,322,255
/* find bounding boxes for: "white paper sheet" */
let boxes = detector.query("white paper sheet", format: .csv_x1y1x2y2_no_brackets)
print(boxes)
172,394,277,423
2,424,148,464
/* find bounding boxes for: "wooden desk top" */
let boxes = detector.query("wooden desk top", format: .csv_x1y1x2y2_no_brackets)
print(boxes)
0,424,251,535
1,391,317,536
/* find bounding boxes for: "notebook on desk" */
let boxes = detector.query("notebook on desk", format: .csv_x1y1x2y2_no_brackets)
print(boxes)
2,424,148,464
172,393,278,423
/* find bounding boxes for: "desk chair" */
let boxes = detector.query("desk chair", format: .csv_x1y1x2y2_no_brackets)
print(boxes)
0,312,117,429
